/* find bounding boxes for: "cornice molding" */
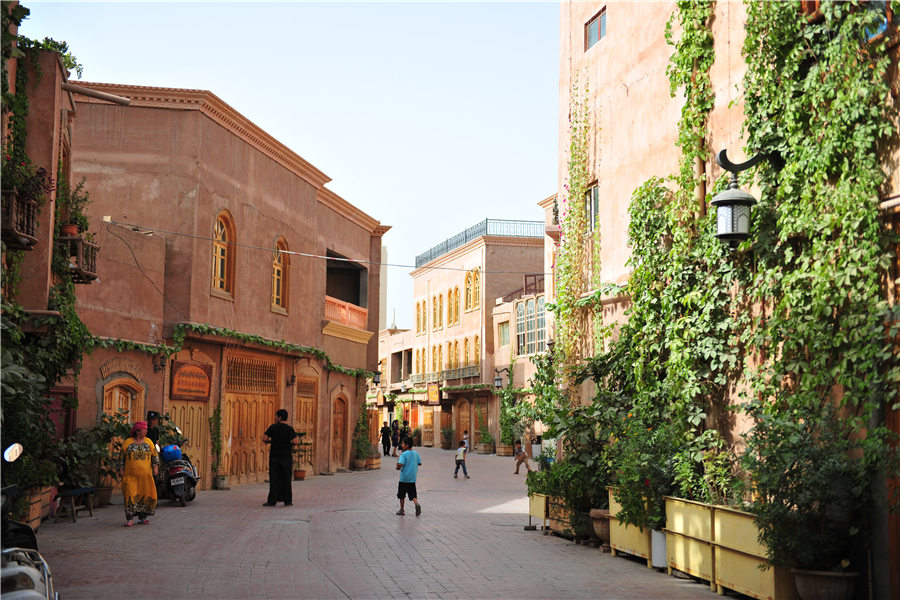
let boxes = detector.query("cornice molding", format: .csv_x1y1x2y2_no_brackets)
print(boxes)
71,82,332,189
317,187,385,234
322,321,375,344
536,193,557,209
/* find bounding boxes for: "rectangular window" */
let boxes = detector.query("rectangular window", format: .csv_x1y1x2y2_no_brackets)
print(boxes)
515,296,546,356
515,303,526,355
586,8,606,51
498,321,510,347
585,185,599,231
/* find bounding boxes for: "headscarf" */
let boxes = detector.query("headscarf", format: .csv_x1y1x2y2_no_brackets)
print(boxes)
130,421,148,436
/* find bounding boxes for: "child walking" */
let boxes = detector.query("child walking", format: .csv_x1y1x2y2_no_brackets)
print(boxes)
453,439,470,479
395,436,422,516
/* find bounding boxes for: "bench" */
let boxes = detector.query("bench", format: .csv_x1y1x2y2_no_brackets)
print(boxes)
54,487,94,523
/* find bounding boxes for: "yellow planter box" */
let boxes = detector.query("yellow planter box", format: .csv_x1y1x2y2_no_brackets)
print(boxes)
528,492,548,530
664,496,715,590
609,490,652,568
713,505,798,600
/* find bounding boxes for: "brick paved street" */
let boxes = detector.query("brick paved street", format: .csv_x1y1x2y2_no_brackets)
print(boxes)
37,447,720,599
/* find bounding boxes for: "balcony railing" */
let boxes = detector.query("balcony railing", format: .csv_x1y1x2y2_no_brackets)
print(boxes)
57,235,99,283
324,295,368,329
415,219,544,268
1,189,38,250
410,374,425,385
420,365,481,383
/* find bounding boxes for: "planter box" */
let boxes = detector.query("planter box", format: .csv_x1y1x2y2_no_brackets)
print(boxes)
664,496,715,590
609,490,652,568
477,442,494,454
529,492,548,530
547,495,572,535
713,505,798,600
495,443,514,456
366,456,381,470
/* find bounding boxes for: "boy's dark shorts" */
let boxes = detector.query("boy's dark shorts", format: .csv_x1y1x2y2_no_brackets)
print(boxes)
397,481,417,500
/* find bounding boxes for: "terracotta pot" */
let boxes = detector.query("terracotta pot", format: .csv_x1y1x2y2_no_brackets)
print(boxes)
293,470,306,481
214,475,230,490
588,508,610,544
60,223,79,236
791,568,859,600
350,458,367,470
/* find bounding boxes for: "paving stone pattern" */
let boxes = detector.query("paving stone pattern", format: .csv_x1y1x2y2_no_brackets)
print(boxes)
37,447,721,599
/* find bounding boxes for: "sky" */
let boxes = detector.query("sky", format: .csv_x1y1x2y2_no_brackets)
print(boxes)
20,1,560,329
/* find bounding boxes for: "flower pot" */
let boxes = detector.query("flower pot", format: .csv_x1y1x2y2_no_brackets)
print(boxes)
440,440,453,450
495,443,514,456
588,508,611,544
351,458,367,470
214,475,230,490
293,470,306,481
366,455,381,470
791,569,858,600
94,486,113,507
60,223,79,236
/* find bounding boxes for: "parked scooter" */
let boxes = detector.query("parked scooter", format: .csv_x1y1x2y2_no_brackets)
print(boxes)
1,443,59,600
155,428,199,507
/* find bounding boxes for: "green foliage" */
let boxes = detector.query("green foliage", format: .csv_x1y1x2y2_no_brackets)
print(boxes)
478,426,493,445
440,426,454,443
54,174,91,232
497,384,518,445
53,410,130,488
208,403,223,475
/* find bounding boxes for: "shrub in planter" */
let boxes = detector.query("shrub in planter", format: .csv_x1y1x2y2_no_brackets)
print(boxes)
743,405,897,573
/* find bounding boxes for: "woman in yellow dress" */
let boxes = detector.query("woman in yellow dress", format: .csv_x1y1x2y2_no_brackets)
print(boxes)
116,421,159,527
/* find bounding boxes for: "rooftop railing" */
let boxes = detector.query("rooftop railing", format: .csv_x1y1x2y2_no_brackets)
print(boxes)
415,219,544,268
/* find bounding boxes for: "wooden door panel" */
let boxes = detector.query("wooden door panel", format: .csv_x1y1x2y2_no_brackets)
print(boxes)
169,400,209,489
332,399,345,465
423,408,434,446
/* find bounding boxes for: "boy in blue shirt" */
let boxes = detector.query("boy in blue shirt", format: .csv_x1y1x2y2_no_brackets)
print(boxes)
395,436,422,516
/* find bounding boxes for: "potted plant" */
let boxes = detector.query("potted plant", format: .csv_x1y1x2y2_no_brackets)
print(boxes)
440,426,454,450
411,427,421,447
208,403,228,489
292,434,310,480
476,427,495,454
496,386,517,456
87,410,131,505
1,153,52,248
351,419,369,470
742,404,893,600
54,175,91,236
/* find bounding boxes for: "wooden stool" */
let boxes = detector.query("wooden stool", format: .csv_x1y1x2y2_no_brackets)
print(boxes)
54,487,95,523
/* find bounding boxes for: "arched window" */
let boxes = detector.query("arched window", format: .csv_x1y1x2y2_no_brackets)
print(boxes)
474,335,480,366
415,302,420,333
439,294,444,328
454,287,460,323
473,268,481,308
431,346,437,372
464,338,470,367
432,296,437,329
453,340,459,369
446,291,452,325
438,345,443,371
465,272,473,310
271,238,289,312
211,211,236,296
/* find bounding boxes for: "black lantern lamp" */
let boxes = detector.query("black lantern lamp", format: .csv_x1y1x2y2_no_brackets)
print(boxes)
493,367,510,389
373,371,382,385
711,149,764,245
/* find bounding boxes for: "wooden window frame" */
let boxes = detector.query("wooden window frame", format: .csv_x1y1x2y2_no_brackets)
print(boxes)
270,238,289,315
585,7,607,51
211,211,236,299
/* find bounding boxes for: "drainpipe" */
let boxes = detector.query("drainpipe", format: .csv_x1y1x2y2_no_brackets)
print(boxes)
61,82,131,106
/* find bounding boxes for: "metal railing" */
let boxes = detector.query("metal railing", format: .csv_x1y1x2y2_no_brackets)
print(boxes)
420,366,481,383
415,219,544,268
410,374,425,385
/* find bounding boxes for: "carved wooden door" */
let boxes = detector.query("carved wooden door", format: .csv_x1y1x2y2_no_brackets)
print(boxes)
168,400,209,489
457,399,470,448
222,355,278,485
423,408,434,447
332,398,345,466
293,377,317,471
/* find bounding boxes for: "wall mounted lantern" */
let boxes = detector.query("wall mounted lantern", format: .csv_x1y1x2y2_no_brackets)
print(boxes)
494,367,510,389
711,149,764,245
372,371,382,385
286,374,296,387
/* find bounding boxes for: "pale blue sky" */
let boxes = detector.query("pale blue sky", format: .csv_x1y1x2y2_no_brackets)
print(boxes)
21,1,559,328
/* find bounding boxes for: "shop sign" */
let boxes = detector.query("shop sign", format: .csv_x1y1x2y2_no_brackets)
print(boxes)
426,382,440,405
171,361,212,401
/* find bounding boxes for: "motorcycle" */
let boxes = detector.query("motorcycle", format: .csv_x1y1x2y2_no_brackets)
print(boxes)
155,428,199,507
1,443,59,600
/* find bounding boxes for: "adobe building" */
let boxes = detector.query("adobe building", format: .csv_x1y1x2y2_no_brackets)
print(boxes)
374,219,544,448
68,82,388,487
555,1,900,595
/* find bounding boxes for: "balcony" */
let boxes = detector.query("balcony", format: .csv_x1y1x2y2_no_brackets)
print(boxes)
421,365,481,383
57,234,99,283
324,295,368,329
410,374,425,385
1,189,39,250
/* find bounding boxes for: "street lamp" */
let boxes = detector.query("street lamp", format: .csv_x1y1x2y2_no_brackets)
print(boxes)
546,339,556,354
373,371,382,385
494,367,510,389
711,149,764,245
